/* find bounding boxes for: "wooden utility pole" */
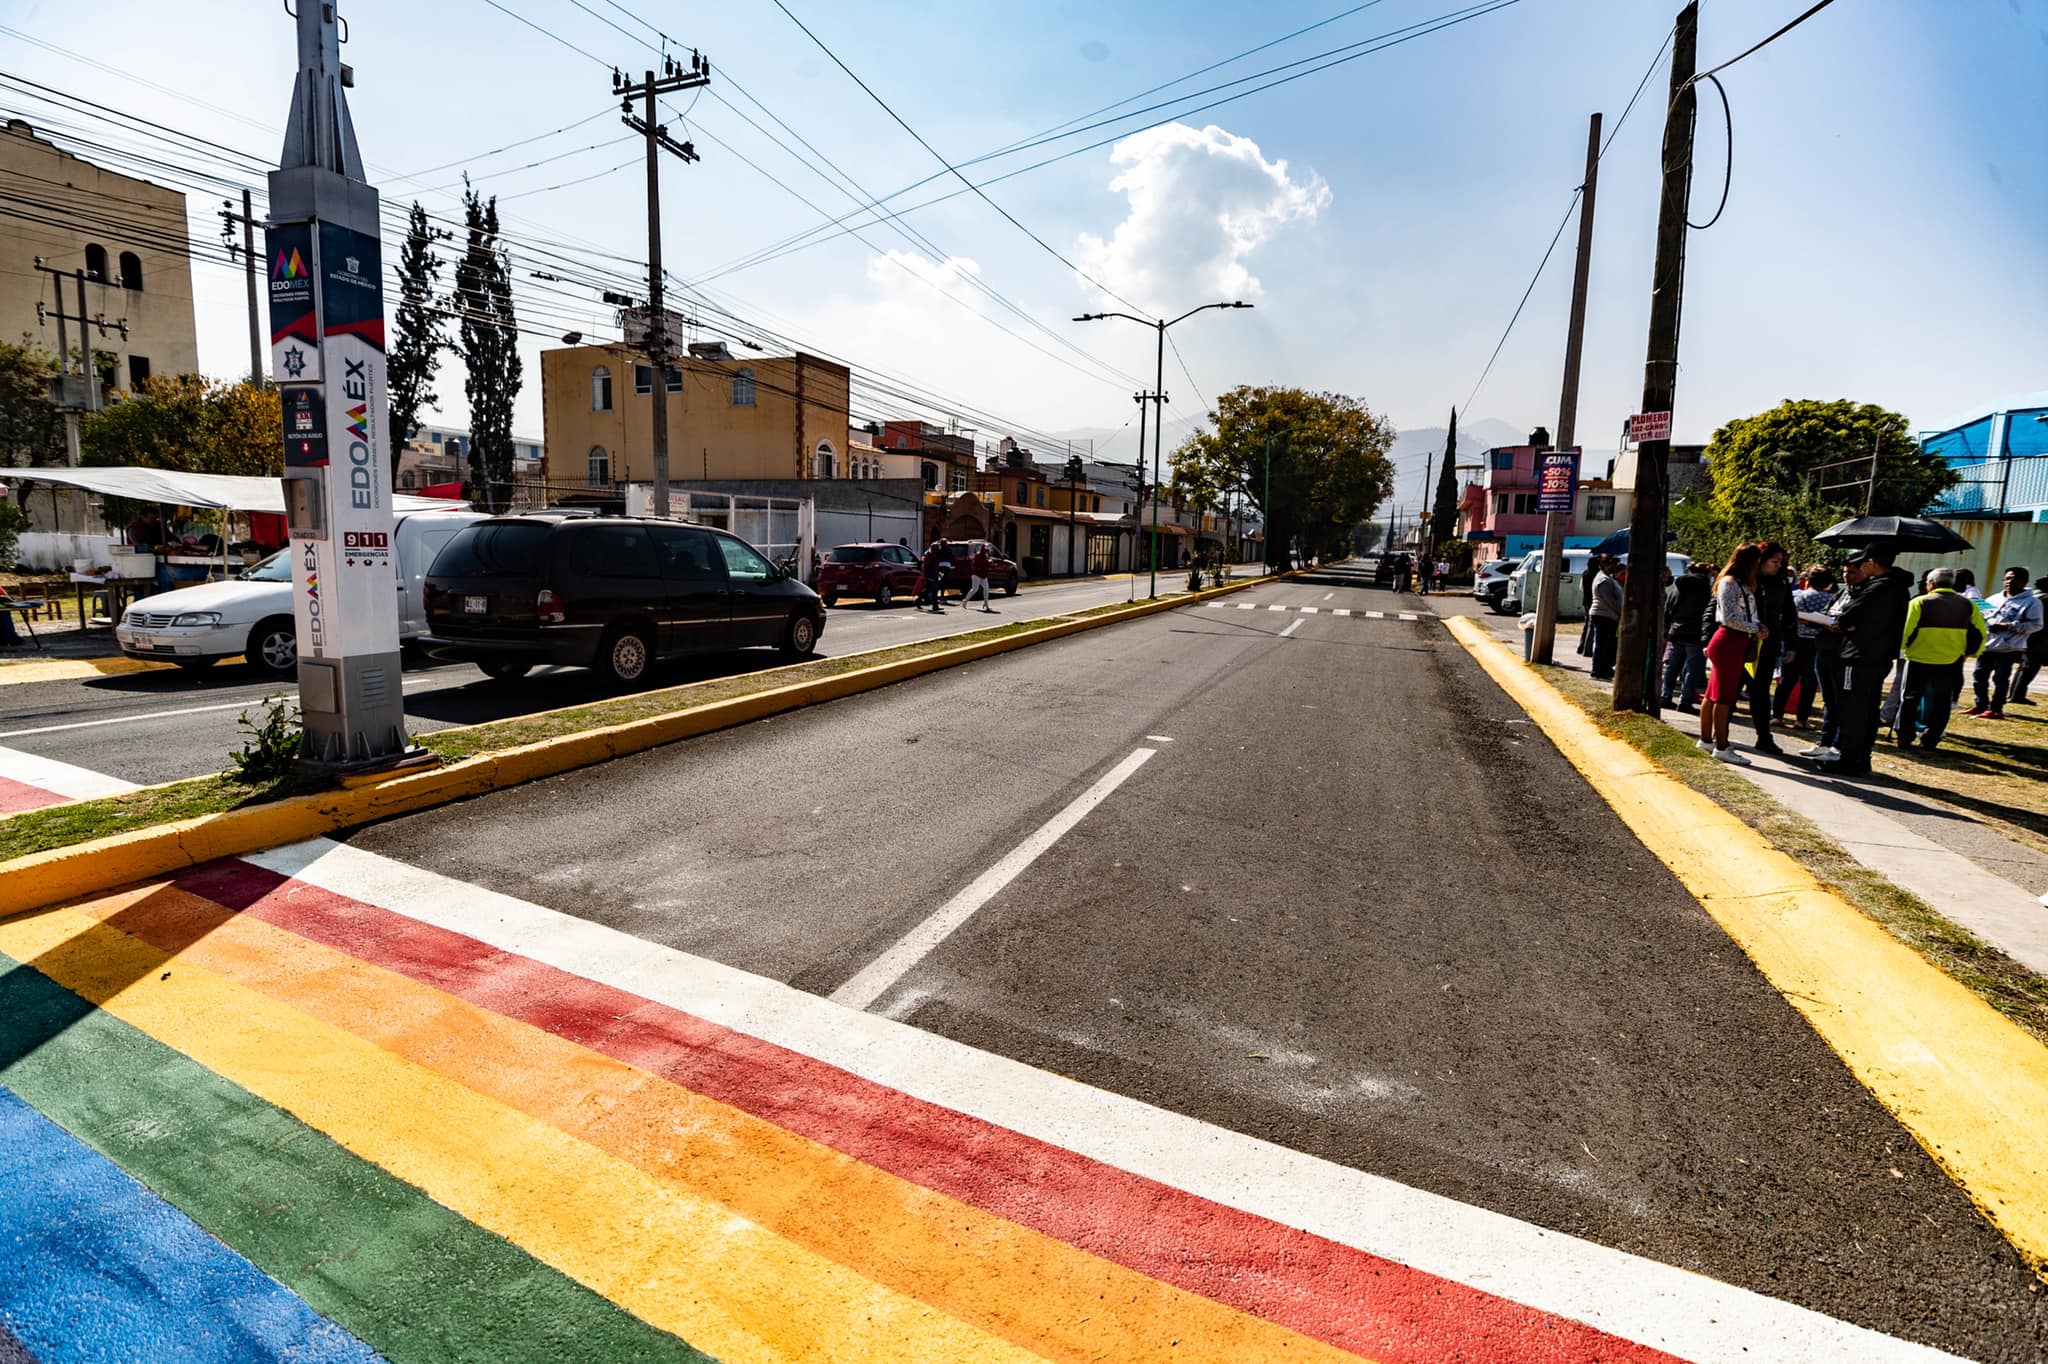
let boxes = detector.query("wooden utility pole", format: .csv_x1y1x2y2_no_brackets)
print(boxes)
613,53,710,518
1531,111,1603,663
1612,2,1698,713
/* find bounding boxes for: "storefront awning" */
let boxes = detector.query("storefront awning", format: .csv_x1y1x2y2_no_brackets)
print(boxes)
3,465,465,514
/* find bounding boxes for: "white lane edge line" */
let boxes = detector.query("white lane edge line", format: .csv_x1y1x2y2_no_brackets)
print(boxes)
829,747,1159,1010
0,676,443,739
1144,735,1174,742
1278,618,1304,638
247,837,1968,1364
1322,592,1335,600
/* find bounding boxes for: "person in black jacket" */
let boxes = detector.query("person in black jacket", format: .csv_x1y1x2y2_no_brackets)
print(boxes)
1743,542,1798,754
1660,560,1713,711
1811,546,1913,778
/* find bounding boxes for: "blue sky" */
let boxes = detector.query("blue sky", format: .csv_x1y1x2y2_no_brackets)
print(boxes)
6,0,2044,473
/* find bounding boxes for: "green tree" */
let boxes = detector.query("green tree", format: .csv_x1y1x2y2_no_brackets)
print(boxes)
1171,385,1396,568
1707,398,1953,519
1428,406,1461,557
80,375,280,476
0,339,66,468
454,188,521,510
387,202,448,478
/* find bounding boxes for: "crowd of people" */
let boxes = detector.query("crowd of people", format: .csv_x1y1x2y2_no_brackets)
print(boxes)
1648,540,2045,777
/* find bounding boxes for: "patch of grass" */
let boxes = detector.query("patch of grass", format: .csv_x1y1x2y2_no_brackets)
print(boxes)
1870,704,2048,857
0,611,1094,863
0,771,321,864
1534,662,2048,1047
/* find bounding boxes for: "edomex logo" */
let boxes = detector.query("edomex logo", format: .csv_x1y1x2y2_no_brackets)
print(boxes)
272,247,307,281
301,542,324,652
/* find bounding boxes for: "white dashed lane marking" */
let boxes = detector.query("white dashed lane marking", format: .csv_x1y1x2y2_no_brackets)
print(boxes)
1202,601,1434,622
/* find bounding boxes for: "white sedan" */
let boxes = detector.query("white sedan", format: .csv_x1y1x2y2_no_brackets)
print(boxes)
115,552,301,675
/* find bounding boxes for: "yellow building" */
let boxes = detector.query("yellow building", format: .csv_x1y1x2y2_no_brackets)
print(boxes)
0,119,199,390
539,340,850,496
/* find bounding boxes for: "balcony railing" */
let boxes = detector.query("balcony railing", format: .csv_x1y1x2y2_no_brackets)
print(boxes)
1930,456,2048,516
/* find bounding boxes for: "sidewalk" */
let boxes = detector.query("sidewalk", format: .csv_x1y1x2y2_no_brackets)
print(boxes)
1475,612,2048,978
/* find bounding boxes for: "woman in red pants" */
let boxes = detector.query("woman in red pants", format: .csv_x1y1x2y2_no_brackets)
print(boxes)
1700,543,1766,764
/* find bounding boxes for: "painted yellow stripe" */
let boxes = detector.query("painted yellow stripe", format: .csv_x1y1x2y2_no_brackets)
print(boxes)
0,655,187,685
66,884,1363,1364
0,902,1056,1364
1447,615,2048,1274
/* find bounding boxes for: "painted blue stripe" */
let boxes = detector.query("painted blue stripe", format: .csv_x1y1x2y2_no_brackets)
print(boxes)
0,1085,383,1364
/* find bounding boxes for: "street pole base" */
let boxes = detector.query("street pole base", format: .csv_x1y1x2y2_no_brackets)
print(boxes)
304,745,439,786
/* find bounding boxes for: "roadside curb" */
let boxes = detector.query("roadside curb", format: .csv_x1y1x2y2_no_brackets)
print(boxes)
0,654,183,685
1444,613,2048,1278
0,569,1308,920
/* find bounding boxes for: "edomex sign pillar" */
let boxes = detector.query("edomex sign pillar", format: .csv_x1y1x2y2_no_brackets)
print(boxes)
265,0,408,768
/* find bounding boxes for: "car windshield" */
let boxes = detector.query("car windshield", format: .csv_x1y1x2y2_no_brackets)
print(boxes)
243,552,292,583
828,547,878,563
430,522,551,576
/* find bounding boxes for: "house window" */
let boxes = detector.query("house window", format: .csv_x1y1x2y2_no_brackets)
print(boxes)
591,367,612,411
1585,494,1616,522
401,470,416,489
587,445,610,487
731,368,756,406
1492,492,1509,514
127,355,150,388
1015,481,1028,502
84,243,108,282
634,365,680,393
921,461,938,489
117,251,143,291
1490,450,1516,471
1035,486,1047,508
1511,492,1541,516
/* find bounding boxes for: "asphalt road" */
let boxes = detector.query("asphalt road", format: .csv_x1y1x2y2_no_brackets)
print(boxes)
349,561,2047,1362
0,571,1212,788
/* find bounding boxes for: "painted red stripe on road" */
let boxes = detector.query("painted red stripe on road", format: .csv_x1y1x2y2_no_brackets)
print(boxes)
0,776,66,814
177,858,1681,1364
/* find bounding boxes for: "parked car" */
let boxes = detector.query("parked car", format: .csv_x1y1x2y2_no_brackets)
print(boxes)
1374,552,1413,590
1472,558,1517,612
1507,548,1693,620
420,514,826,686
113,508,486,675
930,540,1021,598
816,542,923,607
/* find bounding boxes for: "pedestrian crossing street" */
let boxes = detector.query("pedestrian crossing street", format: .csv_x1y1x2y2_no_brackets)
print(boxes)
1204,601,1432,622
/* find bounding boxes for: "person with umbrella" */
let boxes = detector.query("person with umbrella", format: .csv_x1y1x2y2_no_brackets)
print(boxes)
1808,545,1914,778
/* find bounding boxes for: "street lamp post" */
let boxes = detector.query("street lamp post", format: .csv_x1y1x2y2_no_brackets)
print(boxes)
1077,301,1252,597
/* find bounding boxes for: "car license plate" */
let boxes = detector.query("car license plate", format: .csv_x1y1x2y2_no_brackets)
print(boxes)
464,595,487,614
133,636,159,650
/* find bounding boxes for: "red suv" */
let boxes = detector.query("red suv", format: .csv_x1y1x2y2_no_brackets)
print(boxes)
934,540,1021,598
817,542,923,607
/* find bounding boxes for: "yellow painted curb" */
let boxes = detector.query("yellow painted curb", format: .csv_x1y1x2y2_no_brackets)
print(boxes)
0,654,186,684
0,569,1309,919
1445,613,2048,1276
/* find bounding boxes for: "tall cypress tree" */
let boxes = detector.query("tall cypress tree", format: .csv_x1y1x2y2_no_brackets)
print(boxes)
454,187,521,511
386,202,447,479
1428,406,1461,558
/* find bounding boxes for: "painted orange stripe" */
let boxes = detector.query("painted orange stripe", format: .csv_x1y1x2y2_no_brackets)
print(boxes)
75,884,1374,1364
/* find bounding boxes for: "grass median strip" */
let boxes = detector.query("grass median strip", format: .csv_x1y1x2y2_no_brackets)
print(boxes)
1530,661,2048,1048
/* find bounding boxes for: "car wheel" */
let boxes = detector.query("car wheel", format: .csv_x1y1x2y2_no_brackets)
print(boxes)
478,660,532,682
596,624,653,688
875,583,893,608
1003,578,1018,596
822,592,839,608
247,617,297,677
780,612,820,657
174,657,218,672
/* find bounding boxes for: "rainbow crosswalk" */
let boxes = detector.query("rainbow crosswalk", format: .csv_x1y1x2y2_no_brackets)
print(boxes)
0,838,1962,1363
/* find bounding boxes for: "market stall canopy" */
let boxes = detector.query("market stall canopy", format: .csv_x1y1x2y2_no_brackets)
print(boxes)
1,466,466,514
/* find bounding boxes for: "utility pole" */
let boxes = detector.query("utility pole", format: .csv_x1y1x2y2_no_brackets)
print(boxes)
33,258,125,465
612,53,711,518
1613,1,1698,713
221,189,264,381
1131,392,1148,587
1150,322,1167,599
1531,110,1603,664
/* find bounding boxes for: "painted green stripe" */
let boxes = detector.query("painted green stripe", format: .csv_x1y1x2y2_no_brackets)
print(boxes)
0,952,709,1364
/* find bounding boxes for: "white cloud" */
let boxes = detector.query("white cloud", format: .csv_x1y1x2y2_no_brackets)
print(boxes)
1076,123,1330,310
865,249,987,311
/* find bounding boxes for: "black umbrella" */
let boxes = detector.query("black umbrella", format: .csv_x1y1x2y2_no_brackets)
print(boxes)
1813,516,1972,552
1587,525,1678,557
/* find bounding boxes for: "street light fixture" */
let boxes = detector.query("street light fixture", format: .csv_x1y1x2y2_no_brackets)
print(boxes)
1074,302,1253,598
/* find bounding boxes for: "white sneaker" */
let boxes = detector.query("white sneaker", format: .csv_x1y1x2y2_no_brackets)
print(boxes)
1798,744,1839,760
1695,739,1715,754
1715,746,1750,765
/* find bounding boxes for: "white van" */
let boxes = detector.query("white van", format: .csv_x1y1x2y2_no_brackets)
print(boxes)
1508,548,1692,620
115,509,486,675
